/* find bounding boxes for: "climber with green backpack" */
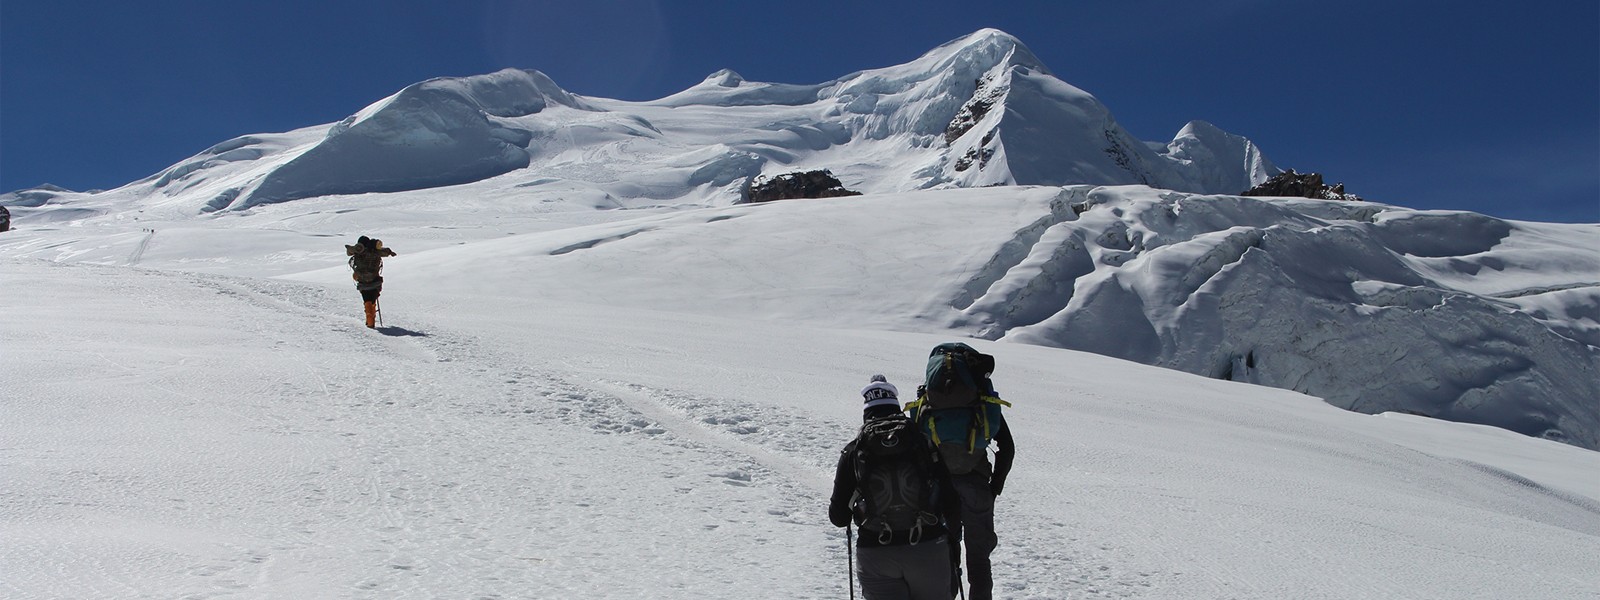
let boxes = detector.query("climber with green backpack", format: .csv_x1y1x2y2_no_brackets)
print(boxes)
904,343,1015,600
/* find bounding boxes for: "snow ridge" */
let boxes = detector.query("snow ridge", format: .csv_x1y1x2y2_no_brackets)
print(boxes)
7,29,1279,215
230,70,590,210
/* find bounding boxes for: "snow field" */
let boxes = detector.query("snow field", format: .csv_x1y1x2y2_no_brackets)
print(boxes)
3,263,844,598
5,260,1597,599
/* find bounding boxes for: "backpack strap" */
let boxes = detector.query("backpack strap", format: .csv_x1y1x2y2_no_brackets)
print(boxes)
972,395,1010,451
911,394,1011,452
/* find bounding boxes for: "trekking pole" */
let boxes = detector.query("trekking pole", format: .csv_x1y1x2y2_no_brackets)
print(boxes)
846,524,855,600
953,538,966,600
375,298,384,328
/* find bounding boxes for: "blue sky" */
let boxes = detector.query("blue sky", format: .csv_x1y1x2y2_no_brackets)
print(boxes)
2,0,1595,222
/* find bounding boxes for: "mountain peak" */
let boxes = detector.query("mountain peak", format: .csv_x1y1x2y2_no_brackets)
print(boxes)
925,28,1047,75
1163,120,1279,193
702,69,745,87
959,28,1024,49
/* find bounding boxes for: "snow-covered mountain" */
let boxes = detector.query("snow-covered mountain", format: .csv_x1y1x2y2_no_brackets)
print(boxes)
5,29,1275,216
2,29,1596,453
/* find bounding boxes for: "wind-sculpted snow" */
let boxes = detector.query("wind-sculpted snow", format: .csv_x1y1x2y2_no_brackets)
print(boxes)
225,70,584,210
0,184,76,208
654,69,828,108
979,189,1600,450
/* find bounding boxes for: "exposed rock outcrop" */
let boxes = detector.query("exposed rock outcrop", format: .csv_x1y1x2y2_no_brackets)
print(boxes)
945,75,1004,144
1,205,9,232
1242,168,1361,201
743,170,862,203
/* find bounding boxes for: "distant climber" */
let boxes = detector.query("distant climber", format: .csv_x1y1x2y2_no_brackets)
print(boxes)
830,375,963,600
345,236,396,328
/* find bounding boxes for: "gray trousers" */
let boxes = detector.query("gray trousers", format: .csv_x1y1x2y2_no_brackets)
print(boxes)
857,538,952,600
951,470,998,600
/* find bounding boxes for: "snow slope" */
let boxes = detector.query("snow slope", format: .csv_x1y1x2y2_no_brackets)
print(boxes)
5,177,1597,451
4,259,1598,599
250,185,1589,451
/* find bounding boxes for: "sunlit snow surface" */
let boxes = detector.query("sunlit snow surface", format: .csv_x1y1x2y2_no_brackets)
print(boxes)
3,259,1598,599
2,27,1599,599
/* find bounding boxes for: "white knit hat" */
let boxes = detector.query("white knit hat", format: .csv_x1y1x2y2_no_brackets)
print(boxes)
860,374,900,411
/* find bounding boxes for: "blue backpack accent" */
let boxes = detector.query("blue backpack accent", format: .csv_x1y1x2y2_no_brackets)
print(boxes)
907,343,1010,475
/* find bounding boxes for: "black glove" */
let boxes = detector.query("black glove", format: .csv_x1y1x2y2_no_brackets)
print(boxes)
990,475,1007,497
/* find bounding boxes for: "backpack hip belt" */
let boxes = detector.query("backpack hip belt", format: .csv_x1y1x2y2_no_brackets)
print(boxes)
868,511,940,545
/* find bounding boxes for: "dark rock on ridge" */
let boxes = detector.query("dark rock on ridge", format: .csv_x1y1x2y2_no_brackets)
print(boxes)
743,170,863,203
1242,168,1361,201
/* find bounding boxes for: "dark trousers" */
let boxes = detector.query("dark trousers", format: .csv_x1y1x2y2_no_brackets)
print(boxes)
357,274,383,303
951,469,998,600
857,538,952,600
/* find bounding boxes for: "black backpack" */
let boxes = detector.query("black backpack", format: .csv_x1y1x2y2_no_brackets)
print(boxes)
347,242,385,290
851,413,941,543
349,251,382,278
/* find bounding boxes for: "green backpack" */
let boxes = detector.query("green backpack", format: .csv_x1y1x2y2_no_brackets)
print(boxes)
905,343,1009,475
